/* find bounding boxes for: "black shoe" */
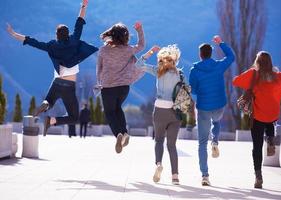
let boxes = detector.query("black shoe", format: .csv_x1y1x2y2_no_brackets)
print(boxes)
43,116,51,136
34,102,49,116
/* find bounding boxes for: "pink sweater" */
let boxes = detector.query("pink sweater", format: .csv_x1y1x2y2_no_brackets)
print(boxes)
96,27,145,88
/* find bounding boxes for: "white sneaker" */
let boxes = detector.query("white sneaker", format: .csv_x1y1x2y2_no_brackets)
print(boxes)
115,133,123,153
153,165,163,183
202,176,211,186
122,133,130,147
211,143,219,158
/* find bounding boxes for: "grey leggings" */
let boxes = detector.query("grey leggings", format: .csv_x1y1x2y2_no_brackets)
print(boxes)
153,107,181,174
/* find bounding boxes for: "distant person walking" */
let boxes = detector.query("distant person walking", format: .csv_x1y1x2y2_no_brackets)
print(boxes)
79,103,91,138
189,35,235,186
96,21,145,153
233,51,281,189
136,44,182,185
6,0,98,136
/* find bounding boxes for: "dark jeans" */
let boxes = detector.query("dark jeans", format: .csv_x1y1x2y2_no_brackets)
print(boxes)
80,122,88,137
45,78,79,125
101,85,129,137
251,119,275,171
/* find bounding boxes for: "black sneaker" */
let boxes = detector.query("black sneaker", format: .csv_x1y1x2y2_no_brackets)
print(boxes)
34,102,49,116
43,116,51,136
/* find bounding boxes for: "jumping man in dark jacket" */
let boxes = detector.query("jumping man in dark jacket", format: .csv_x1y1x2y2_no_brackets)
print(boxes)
7,0,98,136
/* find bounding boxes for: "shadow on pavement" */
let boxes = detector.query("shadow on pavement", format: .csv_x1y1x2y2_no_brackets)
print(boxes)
56,179,281,199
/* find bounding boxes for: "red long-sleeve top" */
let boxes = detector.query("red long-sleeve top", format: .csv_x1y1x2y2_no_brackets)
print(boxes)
233,68,281,122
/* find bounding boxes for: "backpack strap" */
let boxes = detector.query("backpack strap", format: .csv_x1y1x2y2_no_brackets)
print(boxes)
179,70,184,83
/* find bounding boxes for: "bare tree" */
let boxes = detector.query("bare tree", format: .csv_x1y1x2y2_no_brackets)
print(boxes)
216,0,267,130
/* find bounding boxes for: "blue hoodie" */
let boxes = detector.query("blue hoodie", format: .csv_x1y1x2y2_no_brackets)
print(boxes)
189,43,235,111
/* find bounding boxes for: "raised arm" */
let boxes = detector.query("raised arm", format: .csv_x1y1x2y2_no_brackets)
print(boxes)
7,23,50,51
132,21,145,54
7,23,25,42
78,0,88,19
213,35,235,71
73,0,88,40
135,46,160,76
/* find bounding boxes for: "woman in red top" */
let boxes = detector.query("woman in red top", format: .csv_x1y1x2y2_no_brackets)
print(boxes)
233,51,281,189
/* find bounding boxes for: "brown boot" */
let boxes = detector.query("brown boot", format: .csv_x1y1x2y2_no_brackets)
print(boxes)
254,170,263,189
267,136,275,156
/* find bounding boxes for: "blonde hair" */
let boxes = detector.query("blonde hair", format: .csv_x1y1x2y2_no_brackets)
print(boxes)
157,45,181,78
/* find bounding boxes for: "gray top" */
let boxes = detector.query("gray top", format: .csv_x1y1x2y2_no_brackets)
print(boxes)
96,27,145,88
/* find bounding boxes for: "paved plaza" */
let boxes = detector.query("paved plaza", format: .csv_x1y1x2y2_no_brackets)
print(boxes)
0,135,281,200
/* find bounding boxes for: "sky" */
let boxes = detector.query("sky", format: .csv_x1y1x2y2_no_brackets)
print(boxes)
0,0,280,116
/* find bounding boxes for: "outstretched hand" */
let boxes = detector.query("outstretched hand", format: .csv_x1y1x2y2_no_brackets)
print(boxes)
143,45,161,60
6,23,14,36
82,0,88,7
134,21,142,31
213,35,223,45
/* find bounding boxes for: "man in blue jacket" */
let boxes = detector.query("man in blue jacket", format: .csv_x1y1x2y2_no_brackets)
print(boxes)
7,0,98,136
189,35,235,186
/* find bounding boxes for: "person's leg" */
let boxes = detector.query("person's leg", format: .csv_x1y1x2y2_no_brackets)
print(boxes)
116,86,130,134
197,109,212,178
41,81,60,136
55,81,79,125
80,123,83,138
251,119,265,188
166,110,181,182
101,88,120,137
153,107,167,183
35,81,58,116
84,122,88,137
265,122,275,156
211,107,224,144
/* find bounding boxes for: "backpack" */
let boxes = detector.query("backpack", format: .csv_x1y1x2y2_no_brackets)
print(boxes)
172,71,194,120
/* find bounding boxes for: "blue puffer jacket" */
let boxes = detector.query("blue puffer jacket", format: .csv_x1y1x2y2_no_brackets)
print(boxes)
189,43,235,111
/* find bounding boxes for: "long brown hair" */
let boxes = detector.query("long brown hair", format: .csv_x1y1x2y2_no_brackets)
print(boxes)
254,51,277,82
100,23,129,46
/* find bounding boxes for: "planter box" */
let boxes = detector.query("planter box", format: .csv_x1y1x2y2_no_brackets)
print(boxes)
235,130,252,141
0,124,13,158
178,128,192,140
88,125,103,137
46,125,65,135
147,126,154,137
129,128,147,136
219,132,236,141
8,122,23,133
263,125,281,167
11,133,18,157
102,125,113,135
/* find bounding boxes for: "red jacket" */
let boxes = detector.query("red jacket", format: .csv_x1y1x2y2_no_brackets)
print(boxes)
233,68,281,122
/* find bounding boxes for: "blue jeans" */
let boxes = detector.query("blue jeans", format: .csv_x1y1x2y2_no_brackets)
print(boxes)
197,107,224,177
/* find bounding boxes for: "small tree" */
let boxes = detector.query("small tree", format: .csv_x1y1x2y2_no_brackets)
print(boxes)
94,97,103,125
89,97,95,124
0,75,7,124
28,96,36,115
13,93,23,122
